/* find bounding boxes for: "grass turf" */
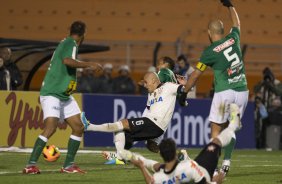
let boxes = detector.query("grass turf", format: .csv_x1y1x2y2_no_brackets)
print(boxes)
0,148,281,184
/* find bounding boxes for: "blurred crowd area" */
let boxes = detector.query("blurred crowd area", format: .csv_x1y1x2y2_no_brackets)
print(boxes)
253,67,282,150
1,46,281,150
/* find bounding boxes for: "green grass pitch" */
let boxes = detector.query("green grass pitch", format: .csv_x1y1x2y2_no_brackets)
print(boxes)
0,148,281,184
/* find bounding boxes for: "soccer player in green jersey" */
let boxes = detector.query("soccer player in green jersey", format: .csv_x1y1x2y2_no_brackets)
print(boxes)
157,56,177,83
179,0,249,175
23,21,102,174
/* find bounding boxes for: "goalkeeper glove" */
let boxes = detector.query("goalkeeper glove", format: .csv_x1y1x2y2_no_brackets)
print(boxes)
220,0,233,7
178,92,188,107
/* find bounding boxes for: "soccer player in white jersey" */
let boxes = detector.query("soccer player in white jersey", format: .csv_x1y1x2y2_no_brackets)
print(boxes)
82,72,187,164
120,103,241,184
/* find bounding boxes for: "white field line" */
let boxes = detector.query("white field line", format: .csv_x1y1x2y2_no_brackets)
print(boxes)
0,147,104,154
0,166,136,175
1,164,282,176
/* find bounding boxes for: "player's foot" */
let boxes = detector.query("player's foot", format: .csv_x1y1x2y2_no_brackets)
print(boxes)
229,103,241,131
80,112,90,131
22,165,40,174
61,165,86,174
177,149,190,161
104,158,125,165
220,160,231,176
102,151,117,160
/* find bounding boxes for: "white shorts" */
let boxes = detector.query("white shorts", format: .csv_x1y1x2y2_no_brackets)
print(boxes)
209,89,249,124
40,95,81,121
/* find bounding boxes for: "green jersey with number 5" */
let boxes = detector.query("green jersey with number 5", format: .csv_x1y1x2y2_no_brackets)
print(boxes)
40,37,78,101
198,27,247,92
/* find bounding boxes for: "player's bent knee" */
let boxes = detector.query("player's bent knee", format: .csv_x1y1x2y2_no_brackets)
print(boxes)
146,140,160,153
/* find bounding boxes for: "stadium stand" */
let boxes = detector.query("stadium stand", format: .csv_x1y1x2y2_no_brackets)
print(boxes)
0,0,281,96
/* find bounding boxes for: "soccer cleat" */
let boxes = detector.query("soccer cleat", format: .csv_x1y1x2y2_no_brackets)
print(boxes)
229,103,241,131
61,165,86,174
177,149,190,161
22,165,40,174
80,112,90,131
104,158,125,165
220,160,231,176
102,151,117,160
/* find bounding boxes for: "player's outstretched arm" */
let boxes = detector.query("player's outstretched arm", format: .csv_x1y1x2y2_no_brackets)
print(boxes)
63,58,103,72
131,159,154,184
220,0,240,30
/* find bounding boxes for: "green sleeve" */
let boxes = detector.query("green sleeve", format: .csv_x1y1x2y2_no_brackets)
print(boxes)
199,49,214,66
158,71,169,83
62,41,76,60
228,27,240,42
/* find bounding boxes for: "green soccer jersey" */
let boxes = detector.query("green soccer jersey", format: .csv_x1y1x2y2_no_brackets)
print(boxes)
199,27,247,92
158,68,177,83
40,37,78,101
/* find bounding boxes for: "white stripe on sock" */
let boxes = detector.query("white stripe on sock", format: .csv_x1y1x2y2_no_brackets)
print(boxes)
70,135,82,142
39,135,48,142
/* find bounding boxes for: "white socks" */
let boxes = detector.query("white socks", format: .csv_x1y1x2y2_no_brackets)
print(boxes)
114,131,125,160
87,121,124,132
217,127,235,147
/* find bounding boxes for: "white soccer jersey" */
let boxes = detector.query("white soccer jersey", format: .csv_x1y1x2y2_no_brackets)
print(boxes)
143,82,180,131
153,160,211,184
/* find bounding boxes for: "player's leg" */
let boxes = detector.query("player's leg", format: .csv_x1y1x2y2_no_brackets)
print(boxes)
61,96,85,173
83,114,128,132
23,96,60,174
209,90,234,175
194,103,240,179
146,135,163,153
221,90,248,174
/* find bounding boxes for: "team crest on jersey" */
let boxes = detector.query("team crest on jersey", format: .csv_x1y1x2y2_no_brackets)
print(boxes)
213,38,235,52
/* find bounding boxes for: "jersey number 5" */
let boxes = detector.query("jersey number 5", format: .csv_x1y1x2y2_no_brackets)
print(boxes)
223,47,240,67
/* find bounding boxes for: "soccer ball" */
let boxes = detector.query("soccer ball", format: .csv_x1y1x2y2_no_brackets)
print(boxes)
42,145,60,162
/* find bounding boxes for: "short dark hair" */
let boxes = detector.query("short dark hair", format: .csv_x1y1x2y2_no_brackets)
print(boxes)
177,54,187,63
161,56,175,70
159,138,177,162
70,21,86,36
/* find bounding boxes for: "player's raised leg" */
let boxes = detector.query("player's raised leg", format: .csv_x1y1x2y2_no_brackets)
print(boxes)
82,115,130,164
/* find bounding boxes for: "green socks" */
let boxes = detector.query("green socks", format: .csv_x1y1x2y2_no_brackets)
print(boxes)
223,137,236,160
63,135,81,168
28,135,47,165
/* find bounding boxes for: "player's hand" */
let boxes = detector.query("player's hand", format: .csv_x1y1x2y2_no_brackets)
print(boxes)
176,74,187,85
88,62,103,74
220,0,233,7
212,171,225,184
178,92,188,107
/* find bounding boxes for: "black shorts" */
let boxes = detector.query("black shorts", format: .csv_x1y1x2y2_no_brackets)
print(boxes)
124,117,164,149
194,142,221,179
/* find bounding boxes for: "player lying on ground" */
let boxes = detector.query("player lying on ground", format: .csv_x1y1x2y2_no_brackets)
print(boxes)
119,103,241,184
81,72,188,164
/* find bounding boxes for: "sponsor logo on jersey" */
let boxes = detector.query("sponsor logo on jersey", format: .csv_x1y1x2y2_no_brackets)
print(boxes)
161,173,187,184
213,38,235,52
149,96,163,105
